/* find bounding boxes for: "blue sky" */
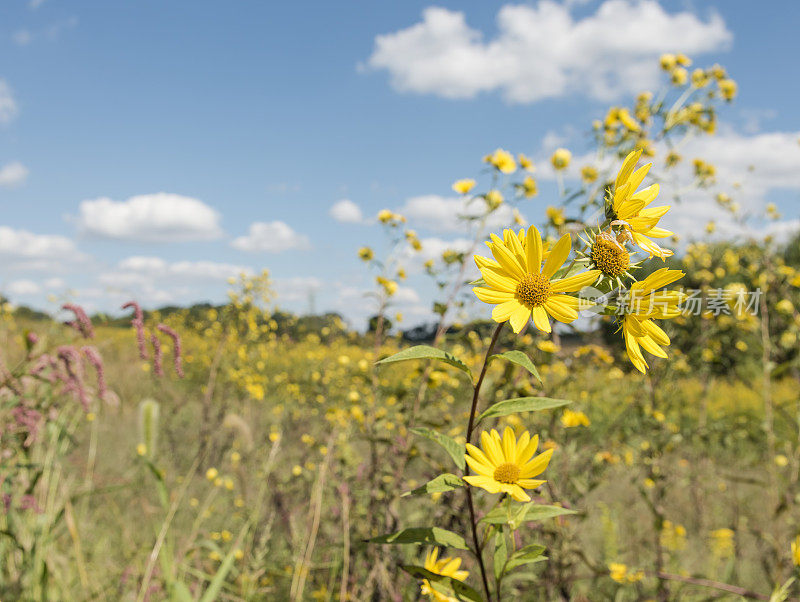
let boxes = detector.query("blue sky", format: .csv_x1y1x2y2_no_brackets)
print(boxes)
0,0,798,326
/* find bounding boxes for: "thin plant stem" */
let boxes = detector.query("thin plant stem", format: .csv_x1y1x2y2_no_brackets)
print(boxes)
464,322,504,602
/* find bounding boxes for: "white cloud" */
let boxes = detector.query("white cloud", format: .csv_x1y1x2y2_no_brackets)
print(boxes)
107,257,251,282
329,199,365,224
231,221,310,253
12,30,32,46
0,80,19,124
0,162,29,187
399,194,522,232
77,192,223,242
366,1,731,103
6,280,41,296
0,226,87,270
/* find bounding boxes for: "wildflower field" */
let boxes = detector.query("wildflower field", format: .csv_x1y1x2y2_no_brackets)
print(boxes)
2,53,799,602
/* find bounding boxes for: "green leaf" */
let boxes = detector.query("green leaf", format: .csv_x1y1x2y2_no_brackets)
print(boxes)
493,528,507,582
505,544,546,572
477,397,571,423
489,350,542,384
400,566,483,602
411,427,466,471
376,345,472,379
368,527,469,550
481,504,576,525
402,473,464,497
467,278,486,286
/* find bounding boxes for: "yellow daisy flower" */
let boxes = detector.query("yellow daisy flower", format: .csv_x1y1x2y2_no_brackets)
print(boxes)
611,149,674,259
464,427,553,502
473,226,600,334
452,178,476,195
550,148,571,170
419,548,469,602
620,268,685,373
484,148,516,174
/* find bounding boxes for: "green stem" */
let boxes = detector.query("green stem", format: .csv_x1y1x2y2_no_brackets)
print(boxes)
465,322,505,602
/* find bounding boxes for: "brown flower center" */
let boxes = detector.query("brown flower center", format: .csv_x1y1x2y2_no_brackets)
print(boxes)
493,462,521,484
515,273,551,308
591,237,630,277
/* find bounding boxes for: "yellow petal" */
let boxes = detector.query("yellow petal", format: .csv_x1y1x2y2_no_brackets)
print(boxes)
509,304,531,333
541,233,571,280
492,300,521,322
550,270,600,293
473,287,515,304
502,426,516,462
520,448,553,478
544,296,579,323
531,306,551,333
525,225,543,274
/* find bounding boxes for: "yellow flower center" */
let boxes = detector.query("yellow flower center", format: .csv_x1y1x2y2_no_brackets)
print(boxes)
591,237,630,277
515,273,551,308
493,462,521,484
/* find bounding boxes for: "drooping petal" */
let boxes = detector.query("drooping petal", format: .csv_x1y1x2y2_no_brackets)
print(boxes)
544,296,580,324
531,306,551,333
464,475,502,493
492,300,521,322
517,478,545,489
509,304,531,333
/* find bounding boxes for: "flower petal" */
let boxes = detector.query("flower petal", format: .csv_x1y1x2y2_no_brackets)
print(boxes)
541,233,572,280
531,306,551,333
550,270,600,293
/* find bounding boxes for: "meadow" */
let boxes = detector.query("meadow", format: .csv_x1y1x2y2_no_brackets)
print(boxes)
1,55,799,601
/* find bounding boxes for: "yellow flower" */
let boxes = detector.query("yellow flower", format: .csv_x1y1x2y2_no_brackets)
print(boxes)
691,68,709,88
484,148,516,174
358,247,374,261
546,206,565,226
518,153,534,171
206,467,219,481
521,175,538,198
550,148,571,170
473,226,600,334
561,409,590,428
659,53,676,70
792,535,800,567
617,108,640,131
611,149,673,259
419,548,469,602
377,209,394,223
718,78,737,101
136,443,147,456
676,53,692,66
452,178,476,195
580,166,598,183
609,562,628,583
376,276,398,296
671,67,688,86
537,340,559,353
464,427,553,502
620,268,685,373
485,189,504,209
